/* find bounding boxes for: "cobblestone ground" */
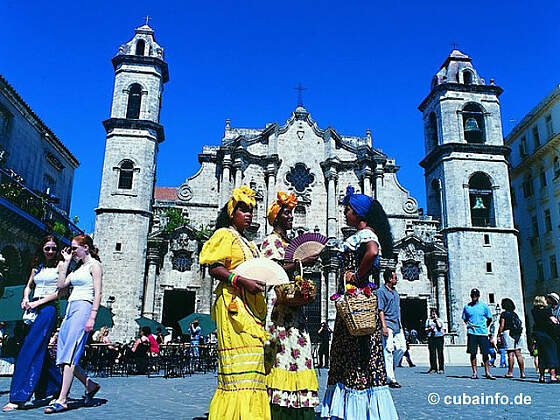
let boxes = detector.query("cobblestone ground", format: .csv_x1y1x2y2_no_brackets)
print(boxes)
1,366,557,419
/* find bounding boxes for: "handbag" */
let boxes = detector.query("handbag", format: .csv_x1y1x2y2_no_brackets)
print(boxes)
23,308,37,325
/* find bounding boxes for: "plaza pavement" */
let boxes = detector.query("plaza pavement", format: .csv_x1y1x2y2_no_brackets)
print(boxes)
0,365,555,419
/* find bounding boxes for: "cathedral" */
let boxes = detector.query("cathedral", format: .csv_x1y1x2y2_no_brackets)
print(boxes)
94,25,524,344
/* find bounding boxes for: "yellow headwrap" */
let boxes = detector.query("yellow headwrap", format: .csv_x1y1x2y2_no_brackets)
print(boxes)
227,185,257,217
267,192,297,226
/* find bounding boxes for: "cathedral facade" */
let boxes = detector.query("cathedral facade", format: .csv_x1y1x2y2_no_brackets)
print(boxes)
95,25,523,344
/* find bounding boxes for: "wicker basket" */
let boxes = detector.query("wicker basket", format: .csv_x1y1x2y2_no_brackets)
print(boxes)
274,262,316,307
335,271,378,336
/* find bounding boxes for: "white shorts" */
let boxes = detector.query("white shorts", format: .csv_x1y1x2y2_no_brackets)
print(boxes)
503,330,524,351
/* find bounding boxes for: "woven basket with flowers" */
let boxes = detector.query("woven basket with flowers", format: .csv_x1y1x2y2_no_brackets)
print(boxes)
275,262,317,306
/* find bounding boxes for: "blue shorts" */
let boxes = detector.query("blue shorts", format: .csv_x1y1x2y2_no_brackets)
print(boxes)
466,334,490,355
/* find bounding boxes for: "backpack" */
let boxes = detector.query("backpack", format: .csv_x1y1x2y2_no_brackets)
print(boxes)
509,312,523,336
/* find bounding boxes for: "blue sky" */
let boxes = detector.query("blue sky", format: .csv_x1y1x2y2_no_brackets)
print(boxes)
2,1,560,232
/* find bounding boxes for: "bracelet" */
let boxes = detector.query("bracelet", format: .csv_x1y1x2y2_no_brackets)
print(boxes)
232,274,239,289
227,272,235,285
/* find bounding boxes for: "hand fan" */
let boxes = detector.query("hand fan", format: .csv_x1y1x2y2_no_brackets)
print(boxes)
233,258,290,285
284,233,328,262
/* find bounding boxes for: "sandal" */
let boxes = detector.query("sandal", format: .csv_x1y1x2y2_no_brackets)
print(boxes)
484,374,496,380
2,403,21,412
504,374,514,378
471,374,478,379
44,402,67,414
83,383,100,406
539,377,545,383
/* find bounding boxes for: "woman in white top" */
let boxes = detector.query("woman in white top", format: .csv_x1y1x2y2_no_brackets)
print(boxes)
2,236,63,412
44,234,102,414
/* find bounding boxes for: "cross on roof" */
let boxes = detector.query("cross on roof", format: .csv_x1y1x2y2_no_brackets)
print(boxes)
144,15,152,26
450,41,459,50
294,83,306,107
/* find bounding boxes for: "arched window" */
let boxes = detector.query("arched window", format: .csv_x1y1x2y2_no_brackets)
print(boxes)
462,103,485,143
126,84,142,119
463,70,473,85
118,160,134,189
135,40,145,56
427,112,439,149
469,172,495,227
429,178,442,221
294,205,307,226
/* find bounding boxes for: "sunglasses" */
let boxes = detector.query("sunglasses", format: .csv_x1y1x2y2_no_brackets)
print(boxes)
43,247,57,251
71,246,80,251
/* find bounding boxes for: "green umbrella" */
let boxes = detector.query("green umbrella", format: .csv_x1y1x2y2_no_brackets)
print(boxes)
178,313,216,336
0,285,25,321
58,300,113,330
135,316,169,336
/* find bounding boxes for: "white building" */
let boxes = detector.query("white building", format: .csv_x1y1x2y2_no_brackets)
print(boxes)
505,85,560,323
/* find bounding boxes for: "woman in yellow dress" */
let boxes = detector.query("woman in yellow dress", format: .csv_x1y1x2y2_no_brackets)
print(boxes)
262,192,319,420
199,186,270,420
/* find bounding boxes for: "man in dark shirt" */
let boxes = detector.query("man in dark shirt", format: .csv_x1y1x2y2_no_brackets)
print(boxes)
317,322,332,368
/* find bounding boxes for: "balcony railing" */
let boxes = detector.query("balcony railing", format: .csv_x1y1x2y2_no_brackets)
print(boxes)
0,168,82,241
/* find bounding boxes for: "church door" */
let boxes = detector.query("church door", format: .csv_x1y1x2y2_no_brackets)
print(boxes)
162,289,195,339
400,297,428,342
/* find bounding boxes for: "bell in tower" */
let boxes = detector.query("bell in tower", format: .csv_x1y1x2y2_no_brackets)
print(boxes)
464,117,482,143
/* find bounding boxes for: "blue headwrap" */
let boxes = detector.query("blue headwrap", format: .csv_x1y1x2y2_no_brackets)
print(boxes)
342,186,373,218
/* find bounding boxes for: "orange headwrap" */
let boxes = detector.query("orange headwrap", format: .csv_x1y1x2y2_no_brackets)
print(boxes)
267,192,297,226
227,185,256,217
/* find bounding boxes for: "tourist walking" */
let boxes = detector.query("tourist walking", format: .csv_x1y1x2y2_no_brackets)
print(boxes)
425,308,445,373
321,186,398,420
378,270,406,388
317,322,332,368
531,295,559,383
261,191,319,420
461,288,494,380
2,236,62,412
199,186,270,420
44,235,102,414
496,298,525,378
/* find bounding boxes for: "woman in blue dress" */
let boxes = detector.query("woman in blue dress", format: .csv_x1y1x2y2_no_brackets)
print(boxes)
321,187,398,420
2,236,63,412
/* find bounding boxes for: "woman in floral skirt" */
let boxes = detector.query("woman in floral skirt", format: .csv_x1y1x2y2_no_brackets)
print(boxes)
261,192,319,420
321,186,398,420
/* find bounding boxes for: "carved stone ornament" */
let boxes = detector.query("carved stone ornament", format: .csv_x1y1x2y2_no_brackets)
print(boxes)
170,232,197,252
402,198,418,214
177,184,193,201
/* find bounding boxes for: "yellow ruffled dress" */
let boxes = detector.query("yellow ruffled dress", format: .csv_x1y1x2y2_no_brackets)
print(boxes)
199,227,271,420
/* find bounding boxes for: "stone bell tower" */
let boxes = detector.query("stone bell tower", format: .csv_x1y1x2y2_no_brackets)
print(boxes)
94,23,169,340
418,50,524,342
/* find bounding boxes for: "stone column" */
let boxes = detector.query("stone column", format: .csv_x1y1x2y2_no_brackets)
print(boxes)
265,164,277,234
325,168,338,238
142,241,161,319
361,167,373,196
233,160,243,188
373,164,384,200
434,260,449,332
323,245,340,327
220,156,232,207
